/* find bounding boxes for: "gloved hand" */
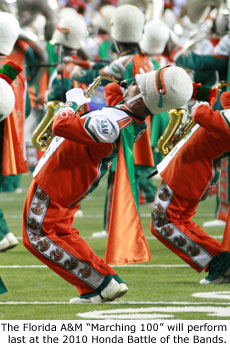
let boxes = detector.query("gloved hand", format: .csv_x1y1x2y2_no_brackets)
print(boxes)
66,88,91,106
101,55,131,79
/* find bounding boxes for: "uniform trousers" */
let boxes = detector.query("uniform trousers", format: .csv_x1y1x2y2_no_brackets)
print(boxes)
22,179,117,296
150,181,225,272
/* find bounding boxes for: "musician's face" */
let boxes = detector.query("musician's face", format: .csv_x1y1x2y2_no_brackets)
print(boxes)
123,81,151,118
123,81,141,100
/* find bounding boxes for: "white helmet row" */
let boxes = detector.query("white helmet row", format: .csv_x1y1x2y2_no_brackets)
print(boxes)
0,12,20,56
52,12,87,49
110,4,145,43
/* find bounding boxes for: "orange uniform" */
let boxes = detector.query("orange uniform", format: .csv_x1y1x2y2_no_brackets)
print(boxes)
22,83,147,296
151,103,230,272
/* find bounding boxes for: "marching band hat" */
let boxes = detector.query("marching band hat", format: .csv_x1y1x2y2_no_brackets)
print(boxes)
140,20,170,55
117,0,148,10
0,79,15,122
52,13,87,49
94,5,116,34
0,12,20,56
136,66,193,114
110,4,145,43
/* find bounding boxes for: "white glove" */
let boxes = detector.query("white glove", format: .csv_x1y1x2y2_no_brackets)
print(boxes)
66,88,91,106
102,55,130,79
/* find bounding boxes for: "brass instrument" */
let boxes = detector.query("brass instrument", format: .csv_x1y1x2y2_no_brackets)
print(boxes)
157,108,195,156
32,100,65,151
215,80,230,91
157,80,230,156
32,75,118,151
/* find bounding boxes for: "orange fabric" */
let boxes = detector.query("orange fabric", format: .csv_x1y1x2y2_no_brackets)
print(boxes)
133,127,154,166
27,85,36,108
132,53,151,75
105,82,123,106
151,183,225,272
222,208,230,251
216,158,229,221
22,180,117,295
36,150,44,161
220,91,230,109
1,43,29,175
104,141,151,265
2,112,28,175
104,82,154,166
132,54,154,166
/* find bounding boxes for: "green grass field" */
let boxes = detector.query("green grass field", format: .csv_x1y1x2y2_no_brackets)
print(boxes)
0,172,229,321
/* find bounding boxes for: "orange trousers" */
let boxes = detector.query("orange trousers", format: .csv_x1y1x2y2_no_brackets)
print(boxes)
222,208,230,251
150,181,225,272
22,180,117,296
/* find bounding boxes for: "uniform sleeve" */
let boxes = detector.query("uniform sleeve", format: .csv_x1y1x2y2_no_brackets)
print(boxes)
52,106,120,144
176,52,228,71
193,104,230,136
104,82,123,106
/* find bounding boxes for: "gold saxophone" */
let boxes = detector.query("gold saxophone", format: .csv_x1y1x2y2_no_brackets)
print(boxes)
157,108,193,156
32,75,118,151
157,80,230,156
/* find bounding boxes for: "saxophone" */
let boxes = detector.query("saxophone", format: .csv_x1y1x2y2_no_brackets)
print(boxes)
157,108,187,156
32,75,118,151
157,80,230,156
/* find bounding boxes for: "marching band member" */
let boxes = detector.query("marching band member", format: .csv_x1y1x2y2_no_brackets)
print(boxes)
151,87,230,284
0,12,28,251
171,8,230,230
0,61,22,252
22,66,193,302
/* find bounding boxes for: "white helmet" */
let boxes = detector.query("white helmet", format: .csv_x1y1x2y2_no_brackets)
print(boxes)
94,5,116,34
110,4,145,43
140,20,170,55
0,78,15,122
0,12,20,56
136,66,193,114
52,13,87,49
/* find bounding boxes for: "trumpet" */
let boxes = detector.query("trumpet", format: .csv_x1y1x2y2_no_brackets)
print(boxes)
157,80,230,156
32,75,119,151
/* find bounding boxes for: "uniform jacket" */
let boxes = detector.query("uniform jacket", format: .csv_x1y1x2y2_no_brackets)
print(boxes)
33,83,146,207
157,103,230,201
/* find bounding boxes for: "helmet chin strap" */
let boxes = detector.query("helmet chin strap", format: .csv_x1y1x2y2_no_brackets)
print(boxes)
125,93,142,105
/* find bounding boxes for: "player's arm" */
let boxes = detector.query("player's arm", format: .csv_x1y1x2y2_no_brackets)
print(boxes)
52,88,120,144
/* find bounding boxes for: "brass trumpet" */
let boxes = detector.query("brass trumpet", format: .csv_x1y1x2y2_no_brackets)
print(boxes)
32,75,118,151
